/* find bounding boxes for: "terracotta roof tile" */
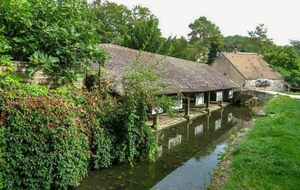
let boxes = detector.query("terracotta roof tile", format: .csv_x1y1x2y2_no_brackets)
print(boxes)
223,52,283,80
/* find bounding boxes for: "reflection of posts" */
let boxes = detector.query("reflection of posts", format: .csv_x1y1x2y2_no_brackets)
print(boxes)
186,122,190,141
184,96,190,120
206,92,211,111
206,111,211,129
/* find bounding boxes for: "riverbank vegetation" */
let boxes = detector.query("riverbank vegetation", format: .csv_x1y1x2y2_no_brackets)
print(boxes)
0,66,173,189
0,1,178,189
1,0,299,189
220,96,300,189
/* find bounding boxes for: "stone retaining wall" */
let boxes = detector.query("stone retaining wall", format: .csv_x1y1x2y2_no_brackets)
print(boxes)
1,61,83,88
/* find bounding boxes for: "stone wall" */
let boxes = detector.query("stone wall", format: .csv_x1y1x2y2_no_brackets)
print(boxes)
1,61,84,88
234,90,274,105
211,54,245,88
244,79,286,92
211,54,286,92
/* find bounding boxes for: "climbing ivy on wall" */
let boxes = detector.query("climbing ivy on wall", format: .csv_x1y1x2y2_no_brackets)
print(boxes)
0,92,90,190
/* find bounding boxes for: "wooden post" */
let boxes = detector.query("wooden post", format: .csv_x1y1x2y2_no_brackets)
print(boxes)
206,92,211,111
219,91,224,107
153,113,159,130
184,96,190,120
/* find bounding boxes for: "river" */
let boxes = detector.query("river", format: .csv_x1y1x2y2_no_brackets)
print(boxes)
76,105,252,190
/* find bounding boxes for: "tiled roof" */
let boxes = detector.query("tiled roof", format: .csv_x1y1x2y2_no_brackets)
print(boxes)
223,52,283,80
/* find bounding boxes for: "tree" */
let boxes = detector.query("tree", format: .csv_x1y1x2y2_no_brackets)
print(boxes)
262,45,299,70
290,40,300,55
0,28,16,89
262,45,300,87
90,0,131,44
224,35,256,52
248,24,273,52
0,0,106,85
188,16,224,63
123,6,169,54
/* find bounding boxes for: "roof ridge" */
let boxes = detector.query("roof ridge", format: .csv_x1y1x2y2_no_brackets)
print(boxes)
223,52,258,55
100,43,207,66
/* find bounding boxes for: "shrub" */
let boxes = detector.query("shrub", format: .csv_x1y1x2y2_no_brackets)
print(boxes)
0,127,4,190
0,0,107,85
0,92,89,190
90,126,115,169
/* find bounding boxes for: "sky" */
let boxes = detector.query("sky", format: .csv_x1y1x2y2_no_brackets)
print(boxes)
103,0,300,45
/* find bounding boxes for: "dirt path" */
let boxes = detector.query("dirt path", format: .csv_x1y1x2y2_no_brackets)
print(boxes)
258,90,300,99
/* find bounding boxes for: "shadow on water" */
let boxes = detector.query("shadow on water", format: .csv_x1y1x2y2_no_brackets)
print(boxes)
76,105,252,190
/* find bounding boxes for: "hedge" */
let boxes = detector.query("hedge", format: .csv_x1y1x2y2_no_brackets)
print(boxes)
0,90,157,189
0,93,89,190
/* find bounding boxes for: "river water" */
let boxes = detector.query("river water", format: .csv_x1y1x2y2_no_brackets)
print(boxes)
76,105,252,190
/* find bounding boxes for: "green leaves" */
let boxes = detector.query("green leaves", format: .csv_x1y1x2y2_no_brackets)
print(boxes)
262,45,300,87
0,0,106,86
0,93,90,190
188,16,224,63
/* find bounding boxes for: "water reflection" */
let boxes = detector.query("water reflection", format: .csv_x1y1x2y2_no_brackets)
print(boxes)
76,105,252,190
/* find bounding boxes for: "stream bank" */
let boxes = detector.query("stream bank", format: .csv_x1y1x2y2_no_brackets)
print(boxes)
208,96,300,190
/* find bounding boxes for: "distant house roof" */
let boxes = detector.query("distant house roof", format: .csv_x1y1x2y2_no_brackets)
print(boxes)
223,52,283,80
96,44,238,95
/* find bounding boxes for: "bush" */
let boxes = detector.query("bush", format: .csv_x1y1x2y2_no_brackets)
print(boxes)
0,0,106,85
0,92,89,190
90,126,115,169
0,128,4,190
74,92,157,169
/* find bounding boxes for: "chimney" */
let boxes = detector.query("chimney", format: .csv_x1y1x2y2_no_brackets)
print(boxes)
233,48,238,54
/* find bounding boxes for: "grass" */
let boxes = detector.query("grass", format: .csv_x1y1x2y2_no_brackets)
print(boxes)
222,96,300,190
285,92,300,95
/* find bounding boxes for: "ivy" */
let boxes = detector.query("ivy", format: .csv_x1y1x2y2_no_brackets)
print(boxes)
0,92,89,190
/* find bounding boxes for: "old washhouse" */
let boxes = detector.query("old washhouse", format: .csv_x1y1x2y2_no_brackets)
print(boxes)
97,44,238,130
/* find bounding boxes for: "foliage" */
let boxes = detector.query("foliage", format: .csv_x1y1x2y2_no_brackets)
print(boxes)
90,0,131,45
0,29,18,89
0,92,89,190
262,45,300,87
262,45,299,70
290,40,300,55
188,16,224,63
248,24,273,52
224,35,255,52
122,6,172,55
222,96,300,190
224,25,273,53
0,127,4,190
90,1,173,55
0,0,106,85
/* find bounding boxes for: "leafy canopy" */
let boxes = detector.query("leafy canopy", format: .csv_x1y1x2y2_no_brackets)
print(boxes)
188,16,224,63
0,0,106,85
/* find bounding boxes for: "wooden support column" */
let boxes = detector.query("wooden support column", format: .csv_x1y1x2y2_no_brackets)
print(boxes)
184,96,190,120
220,99,224,107
153,113,159,130
206,92,211,111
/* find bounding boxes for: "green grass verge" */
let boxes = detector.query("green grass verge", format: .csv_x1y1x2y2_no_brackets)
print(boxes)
222,96,300,190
